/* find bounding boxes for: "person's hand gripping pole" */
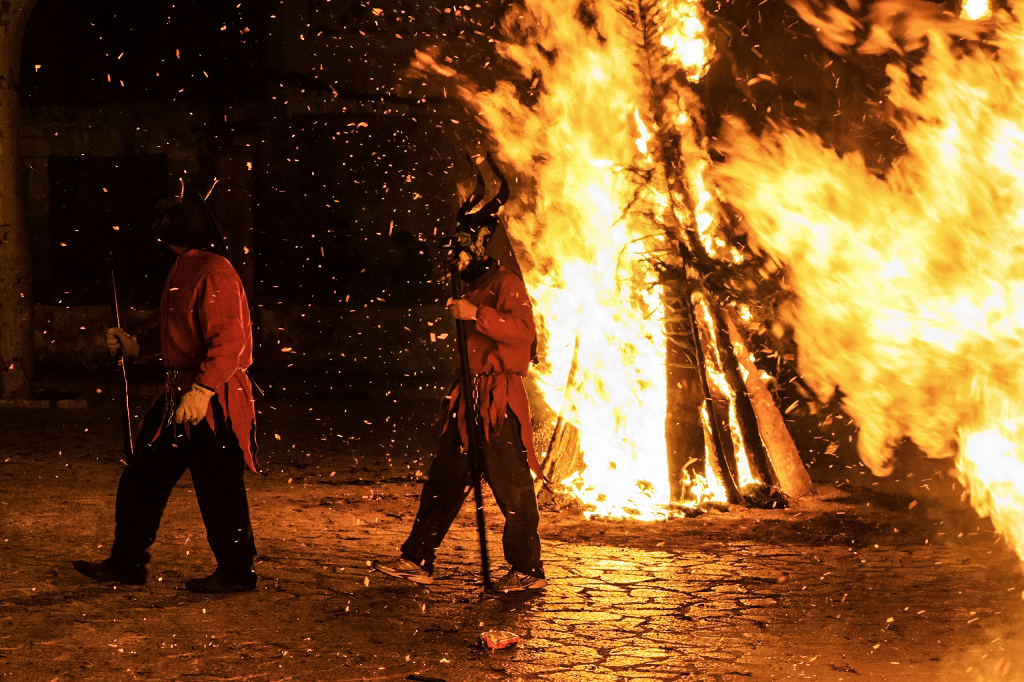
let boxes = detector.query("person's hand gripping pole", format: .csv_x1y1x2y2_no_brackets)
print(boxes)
107,255,135,460
449,259,492,591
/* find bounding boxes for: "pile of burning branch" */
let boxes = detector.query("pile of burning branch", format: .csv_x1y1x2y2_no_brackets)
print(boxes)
536,241,814,515
416,0,816,517
527,0,814,516
424,0,1024,546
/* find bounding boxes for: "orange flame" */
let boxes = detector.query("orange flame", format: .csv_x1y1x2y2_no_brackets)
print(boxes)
458,0,715,518
711,3,1024,556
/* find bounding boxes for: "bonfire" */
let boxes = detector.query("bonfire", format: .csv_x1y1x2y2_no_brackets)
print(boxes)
415,0,1024,559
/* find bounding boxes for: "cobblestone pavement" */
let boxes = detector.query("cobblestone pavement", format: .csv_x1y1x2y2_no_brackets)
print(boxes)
3,394,1024,681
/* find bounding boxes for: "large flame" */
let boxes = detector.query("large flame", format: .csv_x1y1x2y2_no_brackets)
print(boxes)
711,1,1024,557
456,0,715,518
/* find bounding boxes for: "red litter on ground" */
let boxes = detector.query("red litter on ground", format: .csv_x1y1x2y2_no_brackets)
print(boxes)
480,631,520,649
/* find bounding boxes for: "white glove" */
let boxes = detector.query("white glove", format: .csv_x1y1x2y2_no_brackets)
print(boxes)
106,327,140,359
174,384,215,425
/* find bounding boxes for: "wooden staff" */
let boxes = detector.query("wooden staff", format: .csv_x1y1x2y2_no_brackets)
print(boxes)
107,254,133,460
449,262,492,591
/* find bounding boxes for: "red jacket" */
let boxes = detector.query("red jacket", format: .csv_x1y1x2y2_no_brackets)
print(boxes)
159,249,257,472
445,264,542,478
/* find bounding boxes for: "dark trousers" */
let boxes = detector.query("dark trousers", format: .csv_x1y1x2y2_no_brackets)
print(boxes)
401,411,544,578
110,399,256,575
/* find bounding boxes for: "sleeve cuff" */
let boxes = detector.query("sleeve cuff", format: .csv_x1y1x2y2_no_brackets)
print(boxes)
192,382,216,397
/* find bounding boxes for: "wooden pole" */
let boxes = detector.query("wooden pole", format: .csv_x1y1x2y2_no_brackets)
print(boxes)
449,263,492,591
725,316,814,499
107,255,133,462
683,287,742,504
710,303,774,487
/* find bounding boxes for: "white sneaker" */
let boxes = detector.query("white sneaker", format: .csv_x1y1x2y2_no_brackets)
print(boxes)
371,557,433,585
492,568,547,592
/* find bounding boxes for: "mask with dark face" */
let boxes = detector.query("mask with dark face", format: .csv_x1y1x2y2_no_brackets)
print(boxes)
153,186,227,256
442,152,509,281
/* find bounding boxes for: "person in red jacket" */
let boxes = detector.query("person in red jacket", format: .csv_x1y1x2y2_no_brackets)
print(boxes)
74,187,259,594
373,157,547,592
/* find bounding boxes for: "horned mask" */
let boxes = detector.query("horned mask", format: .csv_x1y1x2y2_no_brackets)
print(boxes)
446,152,509,266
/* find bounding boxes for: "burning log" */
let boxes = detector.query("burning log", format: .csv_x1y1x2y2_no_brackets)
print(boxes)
710,304,775,489
665,282,710,505
409,0,819,517
539,420,582,499
683,286,744,505
536,336,585,505
726,317,814,499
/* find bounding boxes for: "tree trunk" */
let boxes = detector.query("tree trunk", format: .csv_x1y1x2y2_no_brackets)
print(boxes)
0,0,36,399
665,281,709,504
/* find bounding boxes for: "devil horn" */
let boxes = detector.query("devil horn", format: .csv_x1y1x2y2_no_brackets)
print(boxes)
487,152,509,206
477,151,509,217
456,153,487,220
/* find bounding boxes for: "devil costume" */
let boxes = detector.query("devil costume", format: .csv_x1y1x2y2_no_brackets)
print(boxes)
442,263,541,481
375,155,547,589
74,188,259,593
399,259,544,578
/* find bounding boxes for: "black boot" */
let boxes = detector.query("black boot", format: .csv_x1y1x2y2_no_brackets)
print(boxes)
73,558,147,586
185,567,257,594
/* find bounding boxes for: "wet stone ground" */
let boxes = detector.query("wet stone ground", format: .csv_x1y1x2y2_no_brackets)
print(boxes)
3,380,1024,681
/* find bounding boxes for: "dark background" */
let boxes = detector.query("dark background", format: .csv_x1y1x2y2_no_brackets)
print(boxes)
19,0,898,305
15,0,910,411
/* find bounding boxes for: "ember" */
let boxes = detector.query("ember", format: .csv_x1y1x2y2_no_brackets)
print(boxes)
710,0,1024,556
414,0,808,518
468,0,711,517
409,0,1024,548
